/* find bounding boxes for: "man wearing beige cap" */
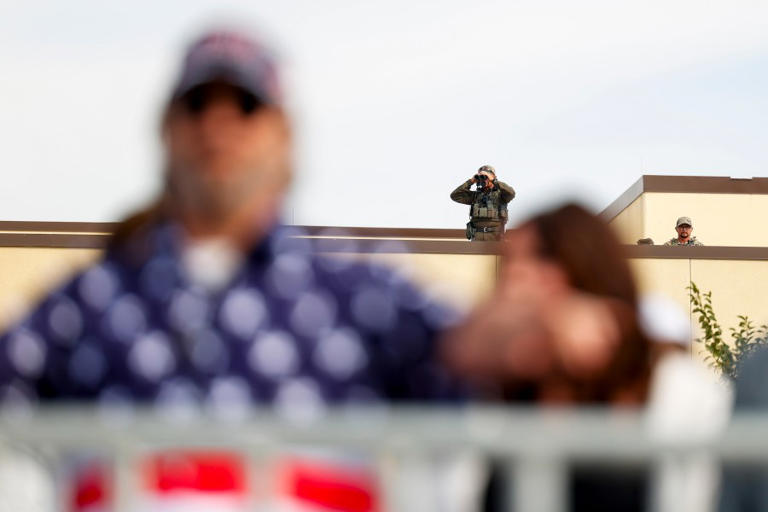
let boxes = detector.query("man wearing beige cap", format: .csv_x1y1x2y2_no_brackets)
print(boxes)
664,216,703,246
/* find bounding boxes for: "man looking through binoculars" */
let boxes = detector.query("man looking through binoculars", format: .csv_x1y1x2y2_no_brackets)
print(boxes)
450,165,515,241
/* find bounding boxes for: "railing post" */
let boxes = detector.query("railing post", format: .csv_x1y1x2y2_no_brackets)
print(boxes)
510,455,567,512
244,446,282,511
113,444,140,512
380,451,440,512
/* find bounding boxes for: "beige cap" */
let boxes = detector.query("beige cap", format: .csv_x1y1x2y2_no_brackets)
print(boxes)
477,165,496,175
675,216,693,227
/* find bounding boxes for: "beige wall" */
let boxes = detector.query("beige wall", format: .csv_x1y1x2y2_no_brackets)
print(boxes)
631,258,691,309
360,252,498,310
0,247,100,329
631,256,768,359
610,186,768,360
612,192,768,247
609,196,645,244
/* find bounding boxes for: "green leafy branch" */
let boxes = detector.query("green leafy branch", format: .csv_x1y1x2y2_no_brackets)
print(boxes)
688,281,768,378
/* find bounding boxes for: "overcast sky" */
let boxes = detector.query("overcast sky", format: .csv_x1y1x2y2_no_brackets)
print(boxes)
1,1,767,229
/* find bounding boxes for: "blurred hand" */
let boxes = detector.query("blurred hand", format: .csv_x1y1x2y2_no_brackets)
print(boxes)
545,293,621,379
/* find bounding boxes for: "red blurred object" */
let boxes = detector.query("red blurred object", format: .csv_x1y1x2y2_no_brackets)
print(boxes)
69,451,379,512
144,451,247,494
71,461,111,511
284,459,379,512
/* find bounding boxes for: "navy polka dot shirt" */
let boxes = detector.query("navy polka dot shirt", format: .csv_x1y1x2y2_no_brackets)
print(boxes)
0,224,465,412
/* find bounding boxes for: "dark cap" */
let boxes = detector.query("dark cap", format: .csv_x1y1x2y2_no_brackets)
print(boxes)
170,28,282,105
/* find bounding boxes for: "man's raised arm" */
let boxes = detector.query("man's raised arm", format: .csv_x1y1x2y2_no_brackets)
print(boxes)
496,180,516,203
450,179,475,205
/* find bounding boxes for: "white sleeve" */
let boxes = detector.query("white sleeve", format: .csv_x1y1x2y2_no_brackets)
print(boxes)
646,354,734,512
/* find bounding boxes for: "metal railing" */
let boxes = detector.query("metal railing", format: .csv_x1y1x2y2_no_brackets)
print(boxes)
1,406,764,512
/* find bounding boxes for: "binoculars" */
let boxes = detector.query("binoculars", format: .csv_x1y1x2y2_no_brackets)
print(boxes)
474,174,488,182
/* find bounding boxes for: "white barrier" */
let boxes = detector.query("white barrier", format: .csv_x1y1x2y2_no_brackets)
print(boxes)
1,406,764,512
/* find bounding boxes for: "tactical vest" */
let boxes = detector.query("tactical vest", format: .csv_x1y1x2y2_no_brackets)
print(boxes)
471,189,508,222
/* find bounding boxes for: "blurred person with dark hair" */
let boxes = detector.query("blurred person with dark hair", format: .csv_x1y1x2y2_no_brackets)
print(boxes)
446,203,652,404
450,165,515,241
444,202,730,512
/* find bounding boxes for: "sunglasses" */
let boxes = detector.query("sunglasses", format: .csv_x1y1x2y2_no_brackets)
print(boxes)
180,86,263,116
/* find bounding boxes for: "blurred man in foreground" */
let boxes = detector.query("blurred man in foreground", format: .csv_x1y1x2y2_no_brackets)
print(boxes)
0,28,462,409
0,25,470,512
